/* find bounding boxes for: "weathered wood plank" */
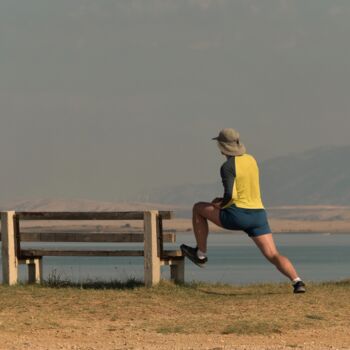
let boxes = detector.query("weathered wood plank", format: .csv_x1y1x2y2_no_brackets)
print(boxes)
160,250,183,257
160,256,184,265
15,215,21,259
1,211,18,285
0,231,176,242
21,249,145,257
17,211,173,221
20,249,182,257
28,258,43,284
170,259,185,284
144,211,161,287
15,232,176,243
19,258,41,265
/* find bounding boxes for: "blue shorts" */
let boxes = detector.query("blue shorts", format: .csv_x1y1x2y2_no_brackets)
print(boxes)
219,205,271,237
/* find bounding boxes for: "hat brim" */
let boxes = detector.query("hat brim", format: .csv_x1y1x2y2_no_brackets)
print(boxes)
216,141,246,156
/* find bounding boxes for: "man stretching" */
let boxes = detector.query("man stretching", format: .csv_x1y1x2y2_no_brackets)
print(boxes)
181,128,306,293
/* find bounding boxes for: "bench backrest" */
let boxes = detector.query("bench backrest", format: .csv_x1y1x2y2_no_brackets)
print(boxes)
0,210,175,255
1,210,183,287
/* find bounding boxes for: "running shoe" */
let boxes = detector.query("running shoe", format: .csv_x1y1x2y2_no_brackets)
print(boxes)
180,244,207,267
293,281,306,294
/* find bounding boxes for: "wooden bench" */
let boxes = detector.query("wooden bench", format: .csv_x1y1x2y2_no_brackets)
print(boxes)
0,210,184,287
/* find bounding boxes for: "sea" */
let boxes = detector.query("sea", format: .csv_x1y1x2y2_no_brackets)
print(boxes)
0,233,349,285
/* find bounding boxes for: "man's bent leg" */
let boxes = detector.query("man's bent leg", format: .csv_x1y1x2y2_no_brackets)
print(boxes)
192,202,222,253
251,233,299,281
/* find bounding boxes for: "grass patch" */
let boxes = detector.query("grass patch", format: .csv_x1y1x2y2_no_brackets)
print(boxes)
44,270,143,290
156,325,187,334
305,314,324,320
222,320,282,335
320,279,350,288
0,280,349,336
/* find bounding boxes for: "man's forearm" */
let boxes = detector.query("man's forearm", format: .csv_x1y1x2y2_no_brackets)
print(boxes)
220,197,231,208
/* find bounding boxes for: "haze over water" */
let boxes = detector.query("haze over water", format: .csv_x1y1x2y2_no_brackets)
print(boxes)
1,1,350,203
1,233,349,285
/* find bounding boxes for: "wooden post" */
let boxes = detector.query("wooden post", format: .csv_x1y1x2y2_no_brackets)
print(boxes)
170,259,185,284
1,211,18,285
157,216,164,259
28,258,43,284
144,211,161,287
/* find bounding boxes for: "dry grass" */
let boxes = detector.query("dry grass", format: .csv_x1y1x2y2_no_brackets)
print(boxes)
0,279,349,338
1,279,350,349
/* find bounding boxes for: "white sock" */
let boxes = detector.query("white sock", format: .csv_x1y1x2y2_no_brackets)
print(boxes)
197,249,207,260
292,277,302,285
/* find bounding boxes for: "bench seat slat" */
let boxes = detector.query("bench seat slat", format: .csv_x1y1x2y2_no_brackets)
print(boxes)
20,249,183,258
16,211,173,221
17,232,176,243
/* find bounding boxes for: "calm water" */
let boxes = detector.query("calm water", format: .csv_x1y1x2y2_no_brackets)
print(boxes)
0,233,349,285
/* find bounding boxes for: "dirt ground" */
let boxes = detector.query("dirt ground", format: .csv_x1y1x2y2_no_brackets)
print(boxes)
1,327,350,350
1,281,350,350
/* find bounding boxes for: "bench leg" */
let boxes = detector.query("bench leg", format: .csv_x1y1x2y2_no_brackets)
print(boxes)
170,258,185,284
28,258,43,284
1,211,18,285
144,211,161,287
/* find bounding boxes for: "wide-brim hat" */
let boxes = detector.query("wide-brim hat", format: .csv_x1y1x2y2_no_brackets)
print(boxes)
212,128,246,156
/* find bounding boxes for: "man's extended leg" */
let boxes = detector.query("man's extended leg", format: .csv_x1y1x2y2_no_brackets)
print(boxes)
251,233,298,280
192,202,222,253
251,233,306,293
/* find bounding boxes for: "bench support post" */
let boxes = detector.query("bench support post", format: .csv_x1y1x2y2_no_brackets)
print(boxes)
28,258,43,284
170,259,185,284
1,211,18,285
144,211,161,287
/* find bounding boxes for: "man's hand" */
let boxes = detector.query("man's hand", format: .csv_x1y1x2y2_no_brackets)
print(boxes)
211,197,223,208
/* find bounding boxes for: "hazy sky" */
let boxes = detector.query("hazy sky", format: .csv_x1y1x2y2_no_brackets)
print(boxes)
1,0,350,202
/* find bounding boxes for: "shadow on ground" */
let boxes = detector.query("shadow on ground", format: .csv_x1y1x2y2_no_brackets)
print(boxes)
43,277,144,290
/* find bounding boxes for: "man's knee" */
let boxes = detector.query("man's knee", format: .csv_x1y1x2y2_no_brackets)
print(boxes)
265,252,280,264
192,202,206,214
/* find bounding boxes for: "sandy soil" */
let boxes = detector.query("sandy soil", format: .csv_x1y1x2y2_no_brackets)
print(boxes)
1,281,350,350
1,326,350,349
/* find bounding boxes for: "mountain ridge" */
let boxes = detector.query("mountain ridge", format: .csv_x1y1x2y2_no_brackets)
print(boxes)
146,145,350,206
1,146,349,214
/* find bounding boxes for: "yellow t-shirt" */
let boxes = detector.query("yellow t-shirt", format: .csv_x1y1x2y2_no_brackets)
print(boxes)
221,154,264,209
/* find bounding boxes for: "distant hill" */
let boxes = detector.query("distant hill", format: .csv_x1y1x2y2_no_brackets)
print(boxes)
260,145,350,206
0,146,349,221
1,198,349,229
146,145,350,207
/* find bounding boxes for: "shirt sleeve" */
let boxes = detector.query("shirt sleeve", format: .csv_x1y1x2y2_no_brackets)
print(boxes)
220,157,236,208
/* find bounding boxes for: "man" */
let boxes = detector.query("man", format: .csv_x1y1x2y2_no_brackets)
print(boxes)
180,128,306,293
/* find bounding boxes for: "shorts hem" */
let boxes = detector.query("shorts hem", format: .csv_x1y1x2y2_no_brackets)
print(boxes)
246,229,271,237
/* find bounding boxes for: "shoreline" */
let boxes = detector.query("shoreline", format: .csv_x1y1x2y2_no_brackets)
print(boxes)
8,217,350,234
163,218,350,234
